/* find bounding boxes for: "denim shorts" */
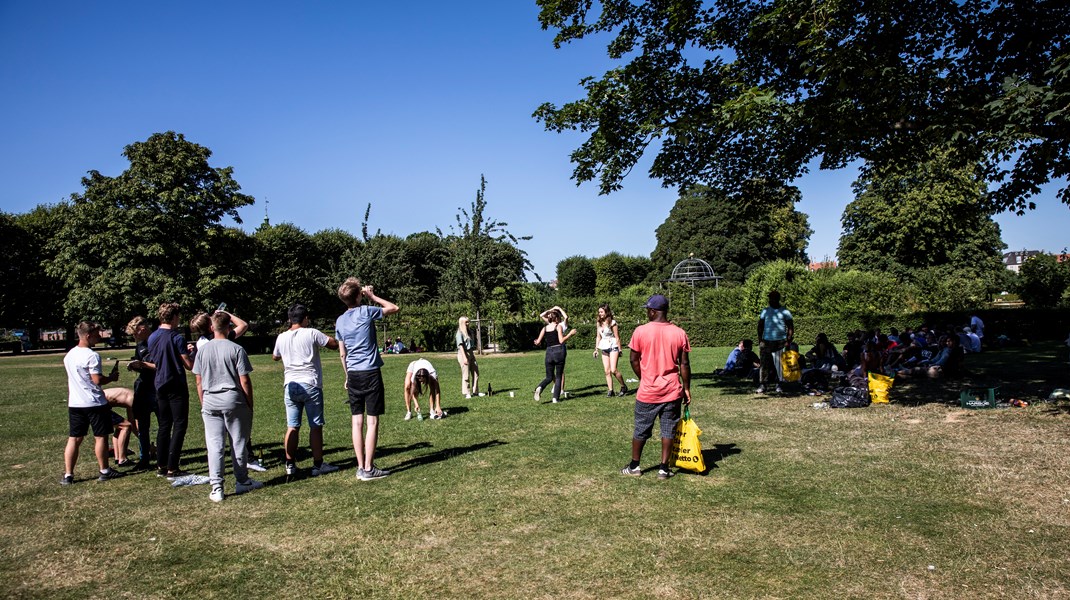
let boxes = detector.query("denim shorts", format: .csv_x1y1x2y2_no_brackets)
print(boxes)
284,382,325,428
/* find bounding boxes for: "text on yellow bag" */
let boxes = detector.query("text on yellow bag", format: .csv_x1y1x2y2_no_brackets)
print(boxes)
670,407,706,473
780,349,802,382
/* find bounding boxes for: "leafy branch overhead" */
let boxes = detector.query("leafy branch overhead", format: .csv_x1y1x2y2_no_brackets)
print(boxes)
534,0,1070,213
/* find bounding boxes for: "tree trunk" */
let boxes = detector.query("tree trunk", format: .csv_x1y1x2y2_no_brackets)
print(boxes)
475,308,483,355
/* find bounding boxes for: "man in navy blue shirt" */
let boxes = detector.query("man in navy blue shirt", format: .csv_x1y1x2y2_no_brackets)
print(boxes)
147,303,195,480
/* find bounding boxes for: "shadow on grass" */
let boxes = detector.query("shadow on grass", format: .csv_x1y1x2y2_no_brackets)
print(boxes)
386,439,507,474
699,443,741,473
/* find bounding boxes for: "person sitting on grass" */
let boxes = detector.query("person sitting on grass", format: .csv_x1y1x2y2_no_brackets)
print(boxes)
104,387,137,468
719,339,759,380
805,333,840,371
404,358,444,420
61,321,123,485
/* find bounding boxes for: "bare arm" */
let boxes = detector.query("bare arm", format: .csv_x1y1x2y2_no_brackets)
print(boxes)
91,361,120,386
363,286,399,316
226,312,249,338
195,374,205,406
534,327,546,346
181,353,195,371
679,350,692,405
629,348,642,379
338,339,348,390
239,374,253,409
785,318,794,343
325,336,339,350
559,324,576,343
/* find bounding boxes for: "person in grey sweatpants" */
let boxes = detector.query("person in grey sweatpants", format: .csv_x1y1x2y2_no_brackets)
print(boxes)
192,312,262,502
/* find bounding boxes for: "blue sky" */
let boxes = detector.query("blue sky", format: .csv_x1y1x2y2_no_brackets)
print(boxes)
1,1,1066,280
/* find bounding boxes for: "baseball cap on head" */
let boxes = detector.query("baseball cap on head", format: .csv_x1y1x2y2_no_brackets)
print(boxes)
643,294,669,312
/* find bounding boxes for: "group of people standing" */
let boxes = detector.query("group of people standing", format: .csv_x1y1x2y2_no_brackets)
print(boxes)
61,282,699,492
531,304,630,403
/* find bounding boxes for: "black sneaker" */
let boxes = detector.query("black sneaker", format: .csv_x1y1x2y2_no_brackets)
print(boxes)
115,459,136,469
98,468,124,482
657,468,675,480
620,465,642,477
60,474,74,486
607,390,615,397
619,384,629,397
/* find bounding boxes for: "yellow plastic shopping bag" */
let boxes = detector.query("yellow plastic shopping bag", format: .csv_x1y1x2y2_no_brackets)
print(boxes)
670,407,706,473
867,371,894,404
781,349,802,382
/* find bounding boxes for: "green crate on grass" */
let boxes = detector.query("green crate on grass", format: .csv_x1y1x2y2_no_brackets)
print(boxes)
960,387,999,409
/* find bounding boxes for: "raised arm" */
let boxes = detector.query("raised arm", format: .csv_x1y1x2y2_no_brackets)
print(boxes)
226,312,249,338
363,286,399,316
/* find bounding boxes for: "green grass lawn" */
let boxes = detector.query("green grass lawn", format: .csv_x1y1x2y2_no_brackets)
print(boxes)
1,343,1069,598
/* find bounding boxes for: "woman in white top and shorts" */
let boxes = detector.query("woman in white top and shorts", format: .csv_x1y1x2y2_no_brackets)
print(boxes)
594,304,628,397
404,358,444,420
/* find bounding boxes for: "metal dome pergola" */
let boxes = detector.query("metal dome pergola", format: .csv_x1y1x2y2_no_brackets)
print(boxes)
666,254,723,309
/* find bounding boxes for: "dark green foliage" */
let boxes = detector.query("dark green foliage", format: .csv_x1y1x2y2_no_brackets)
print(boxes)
1017,254,1069,308
535,0,1070,212
45,132,254,328
555,255,596,298
838,154,1007,300
652,184,811,284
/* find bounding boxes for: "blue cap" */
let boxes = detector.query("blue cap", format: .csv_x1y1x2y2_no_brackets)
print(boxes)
643,294,669,312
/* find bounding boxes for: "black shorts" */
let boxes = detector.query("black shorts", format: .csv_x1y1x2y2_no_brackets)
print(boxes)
347,369,385,416
69,405,114,438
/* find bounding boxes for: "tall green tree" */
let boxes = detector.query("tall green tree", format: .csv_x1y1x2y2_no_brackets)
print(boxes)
404,231,451,302
555,255,596,298
46,132,254,328
310,228,361,318
440,176,531,348
651,183,811,284
593,252,630,298
838,154,1006,290
1017,253,1069,308
249,222,320,326
535,0,1070,212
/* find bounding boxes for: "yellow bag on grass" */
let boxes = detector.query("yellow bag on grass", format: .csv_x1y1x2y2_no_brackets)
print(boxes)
867,372,894,404
670,407,706,473
780,349,802,382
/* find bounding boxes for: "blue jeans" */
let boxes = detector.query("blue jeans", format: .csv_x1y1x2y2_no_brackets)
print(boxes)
284,382,325,428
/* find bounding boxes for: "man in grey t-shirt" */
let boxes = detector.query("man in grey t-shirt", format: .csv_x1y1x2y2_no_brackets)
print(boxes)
193,312,262,502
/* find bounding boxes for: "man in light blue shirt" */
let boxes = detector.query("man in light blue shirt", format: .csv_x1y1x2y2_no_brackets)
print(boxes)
335,277,399,481
757,290,793,394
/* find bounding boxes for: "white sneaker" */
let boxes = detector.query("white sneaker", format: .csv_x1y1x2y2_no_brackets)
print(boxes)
235,479,264,494
246,459,267,473
465,394,472,399
209,487,224,502
404,411,412,421
552,398,559,403
311,462,339,477
285,463,297,476
534,387,542,402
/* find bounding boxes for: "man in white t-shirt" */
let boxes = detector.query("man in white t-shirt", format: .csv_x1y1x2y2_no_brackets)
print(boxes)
61,321,124,485
273,304,340,477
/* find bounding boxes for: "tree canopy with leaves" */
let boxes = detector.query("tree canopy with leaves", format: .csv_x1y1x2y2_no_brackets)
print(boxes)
535,0,1070,213
439,176,532,320
651,183,811,284
46,132,254,327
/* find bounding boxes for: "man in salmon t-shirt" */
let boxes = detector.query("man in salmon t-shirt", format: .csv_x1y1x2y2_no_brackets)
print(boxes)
621,294,692,480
